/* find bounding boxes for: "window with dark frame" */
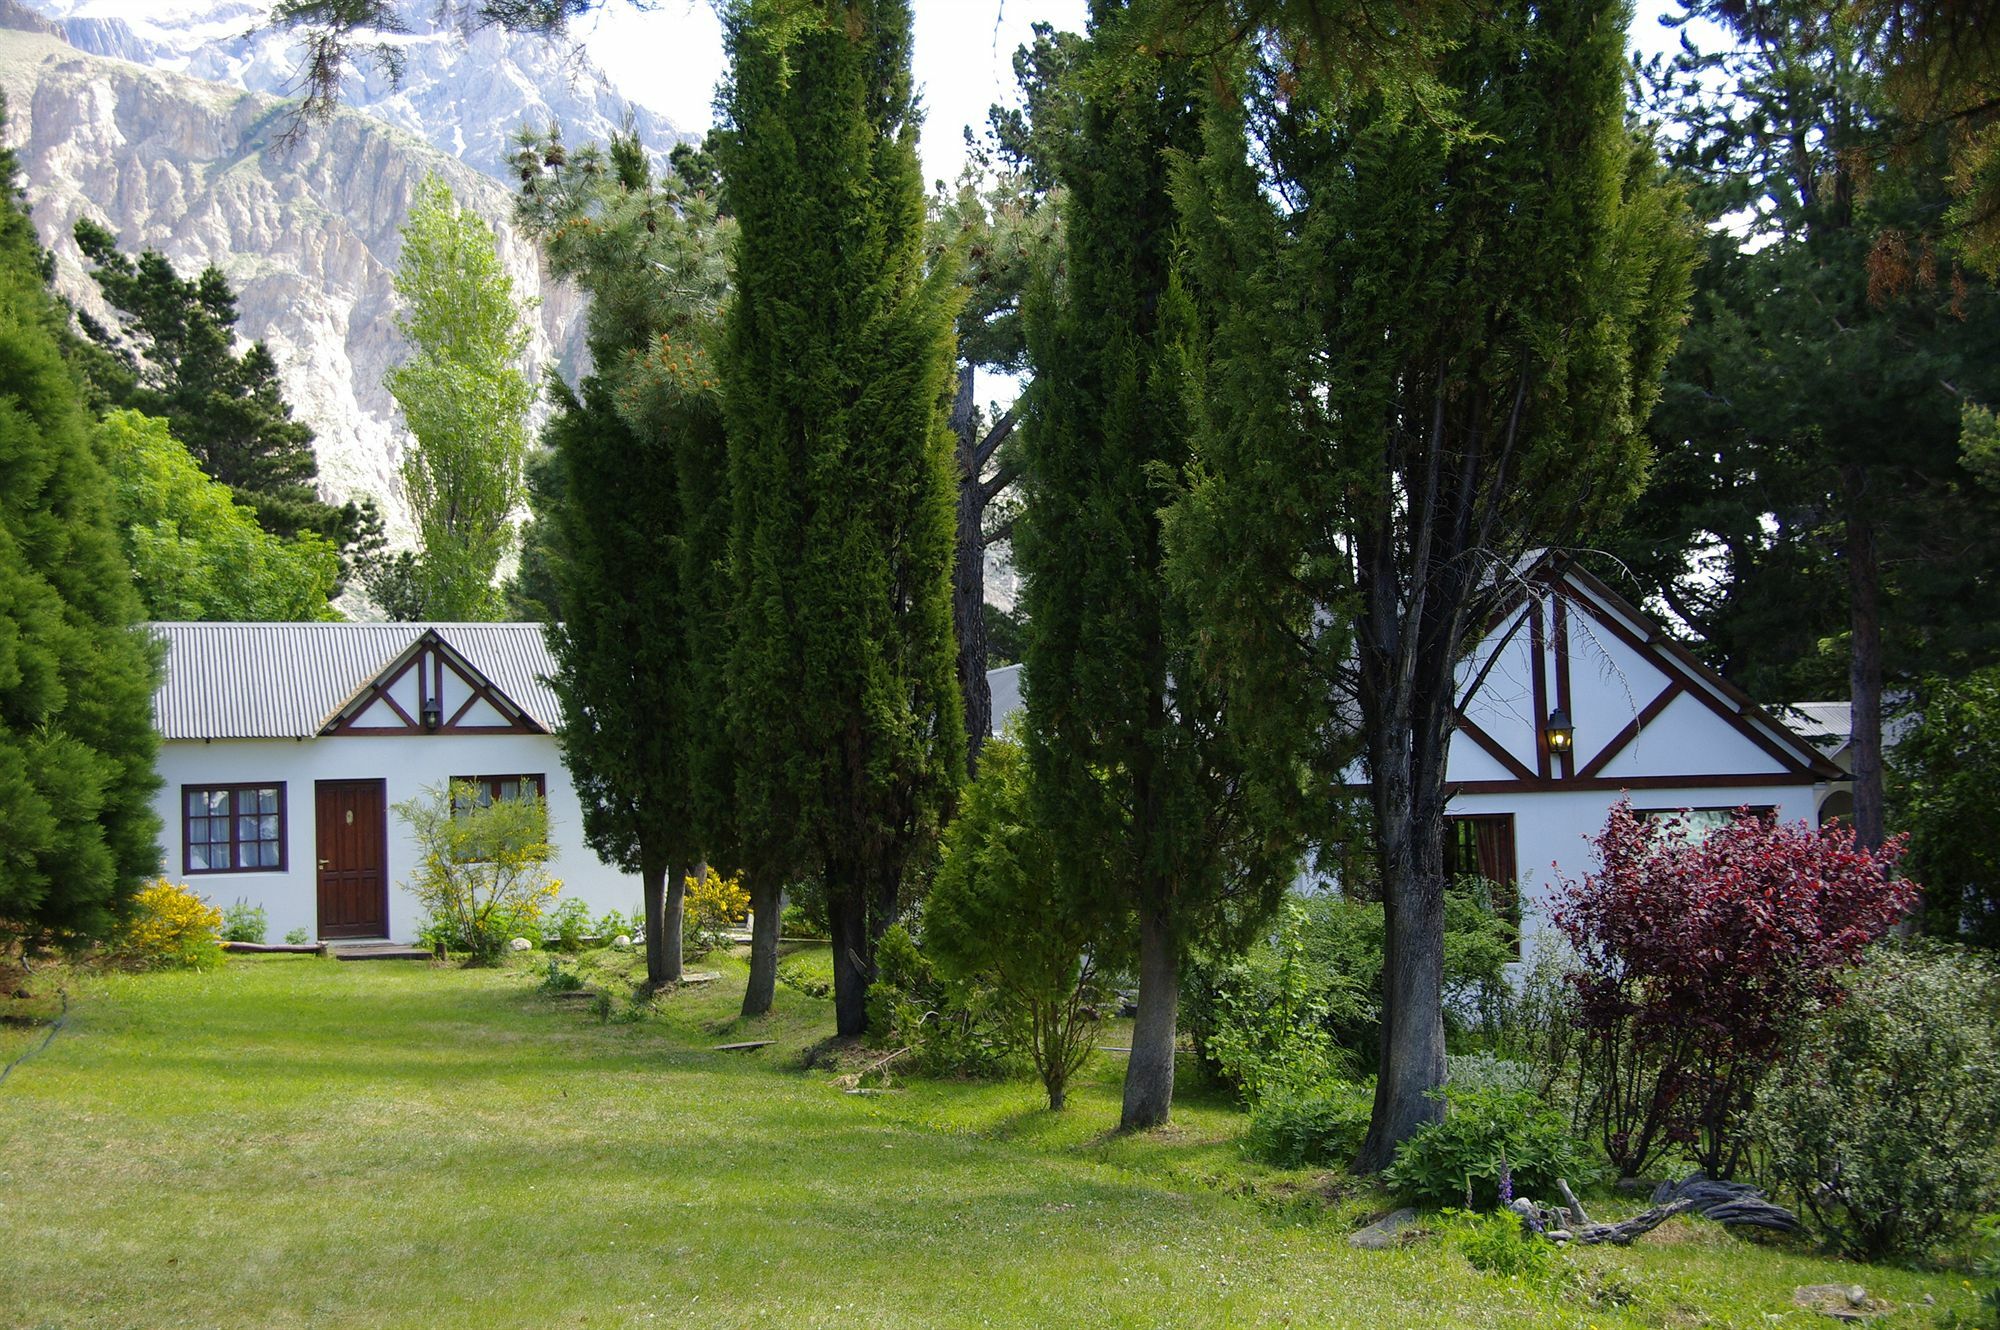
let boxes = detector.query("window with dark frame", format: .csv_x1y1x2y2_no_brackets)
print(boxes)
450,774,548,814
1635,806,1776,843
1443,813,1520,956
183,784,285,874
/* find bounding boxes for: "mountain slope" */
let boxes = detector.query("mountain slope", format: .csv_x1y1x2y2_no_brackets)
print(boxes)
0,22,587,550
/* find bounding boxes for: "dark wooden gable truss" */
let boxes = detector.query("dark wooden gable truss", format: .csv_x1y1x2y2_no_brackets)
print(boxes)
319,630,545,737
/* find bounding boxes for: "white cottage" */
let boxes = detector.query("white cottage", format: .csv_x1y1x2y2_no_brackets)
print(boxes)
985,560,1844,952
149,622,642,944
1431,562,1843,953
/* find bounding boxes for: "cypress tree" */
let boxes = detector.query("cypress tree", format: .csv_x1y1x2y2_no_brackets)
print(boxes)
721,0,963,1037
1017,4,1298,1131
0,94,161,940
514,129,735,990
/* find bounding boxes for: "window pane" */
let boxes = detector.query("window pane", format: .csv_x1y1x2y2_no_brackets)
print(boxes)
238,815,262,844
258,815,279,841
189,844,212,870
256,788,278,814
251,840,282,868
186,790,207,816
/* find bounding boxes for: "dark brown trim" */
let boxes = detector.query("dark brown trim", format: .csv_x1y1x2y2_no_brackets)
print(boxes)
1557,566,1844,780
1444,772,1824,795
180,781,288,875
1576,682,1681,780
1530,599,1550,780
1553,593,1575,779
320,631,546,737
1454,711,1539,782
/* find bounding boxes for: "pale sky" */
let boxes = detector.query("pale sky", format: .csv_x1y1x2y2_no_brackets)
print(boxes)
579,1,1712,188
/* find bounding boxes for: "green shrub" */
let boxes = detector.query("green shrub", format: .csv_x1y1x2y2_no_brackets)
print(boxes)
1445,1053,1537,1096
282,927,310,945
1752,945,2000,1263
1244,1077,1373,1168
593,908,629,941
865,922,1004,1078
1384,1085,1599,1210
219,899,267,944
545,898,592,951
1444,1208,1553,1280
395,780,558,964
536,957,584,994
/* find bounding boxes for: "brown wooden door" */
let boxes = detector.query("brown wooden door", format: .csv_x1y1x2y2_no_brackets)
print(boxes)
316,780,388,939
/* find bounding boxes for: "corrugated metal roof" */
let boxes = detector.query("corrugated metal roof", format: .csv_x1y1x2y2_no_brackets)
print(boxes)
150,622,562,740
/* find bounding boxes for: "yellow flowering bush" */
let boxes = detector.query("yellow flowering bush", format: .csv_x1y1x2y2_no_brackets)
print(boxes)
684,868,748,959
396,781,560,964
123,878,225,971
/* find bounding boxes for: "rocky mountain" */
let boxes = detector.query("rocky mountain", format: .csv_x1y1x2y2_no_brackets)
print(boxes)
0,10,667,566
29,1,685,182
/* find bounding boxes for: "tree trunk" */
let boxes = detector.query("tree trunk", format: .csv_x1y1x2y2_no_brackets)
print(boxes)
741,870,782,1018
1355,794,1449,1171
641,854,669,989
828,885,870,1038
951,370,993,773
1843,466,1885,854
1120,897,1179,1132
661,862,686,985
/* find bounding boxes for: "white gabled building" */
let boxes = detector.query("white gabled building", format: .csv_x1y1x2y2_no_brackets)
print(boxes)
986,560,1844,953
148,622,642,945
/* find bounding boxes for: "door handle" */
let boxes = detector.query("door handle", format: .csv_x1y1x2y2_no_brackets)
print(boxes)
318,859,330,869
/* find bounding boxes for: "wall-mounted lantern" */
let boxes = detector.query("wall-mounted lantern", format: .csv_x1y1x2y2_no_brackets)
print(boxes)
421,700,443,731
1544,706,1574,756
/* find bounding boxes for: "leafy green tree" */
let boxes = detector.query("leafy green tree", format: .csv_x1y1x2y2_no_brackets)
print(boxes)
925,733,1118,1110
384,174,533,621
513,129,735,991
1164,0,1692,1165
69,219,371,554
0,95,162,941
1017,4,1302,1130
1894,667,2000,945
100,410,342,622
722,0,964,1037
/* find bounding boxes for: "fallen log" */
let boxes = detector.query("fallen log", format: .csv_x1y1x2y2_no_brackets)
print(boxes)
221,942,322,954
1510,1174,1801,1246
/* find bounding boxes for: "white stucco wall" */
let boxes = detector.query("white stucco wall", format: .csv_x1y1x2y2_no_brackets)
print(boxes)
1445,782,1827,956
152,733,643,944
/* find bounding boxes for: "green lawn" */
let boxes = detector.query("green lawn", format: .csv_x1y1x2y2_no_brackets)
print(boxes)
0,950,1976,1329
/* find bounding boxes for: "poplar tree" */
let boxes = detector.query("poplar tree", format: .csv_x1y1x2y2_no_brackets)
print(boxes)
721,0,963,1037
514,129,735,990
0,96,161,941
1018,4,1298,1131
387,174,534,621
1165,0,1692,1165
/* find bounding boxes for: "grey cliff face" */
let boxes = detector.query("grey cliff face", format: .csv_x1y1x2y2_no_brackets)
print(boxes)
0,19,628,552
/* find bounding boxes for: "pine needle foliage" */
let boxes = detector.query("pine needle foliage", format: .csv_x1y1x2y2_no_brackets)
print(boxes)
720,0,964,1037
512,126,735,988
0,94,162,942
1164,0,1693,1166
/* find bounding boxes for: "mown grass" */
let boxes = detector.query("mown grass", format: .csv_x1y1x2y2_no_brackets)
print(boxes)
0,949,1978,1329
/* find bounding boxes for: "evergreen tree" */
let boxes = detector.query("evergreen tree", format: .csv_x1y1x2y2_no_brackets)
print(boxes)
1165,0,1692,1164
385,174,534,622
514,127,736,990
70,219,370,553
1613,2,2000,853
0,94,162,941
1017,2,1301,1131
721,0,963,1037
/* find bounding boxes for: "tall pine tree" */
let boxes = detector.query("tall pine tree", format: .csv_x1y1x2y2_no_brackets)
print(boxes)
0,95,161,941
514,127,736,990
721,0,963,1037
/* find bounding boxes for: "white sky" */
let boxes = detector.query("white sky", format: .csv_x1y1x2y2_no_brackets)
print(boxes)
581,1,1712,189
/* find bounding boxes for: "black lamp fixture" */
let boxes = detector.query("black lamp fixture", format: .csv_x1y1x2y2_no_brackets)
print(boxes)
421,699,443,731
1544,706,1574,756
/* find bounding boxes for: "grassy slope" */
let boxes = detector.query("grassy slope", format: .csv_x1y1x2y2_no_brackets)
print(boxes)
0,951,1971,1329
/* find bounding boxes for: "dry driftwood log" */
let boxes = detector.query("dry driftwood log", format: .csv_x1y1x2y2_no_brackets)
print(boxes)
1509,1174,1802,1246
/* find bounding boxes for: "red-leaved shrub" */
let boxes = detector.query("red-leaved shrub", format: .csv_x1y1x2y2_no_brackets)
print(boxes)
1555,801,1915,1179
